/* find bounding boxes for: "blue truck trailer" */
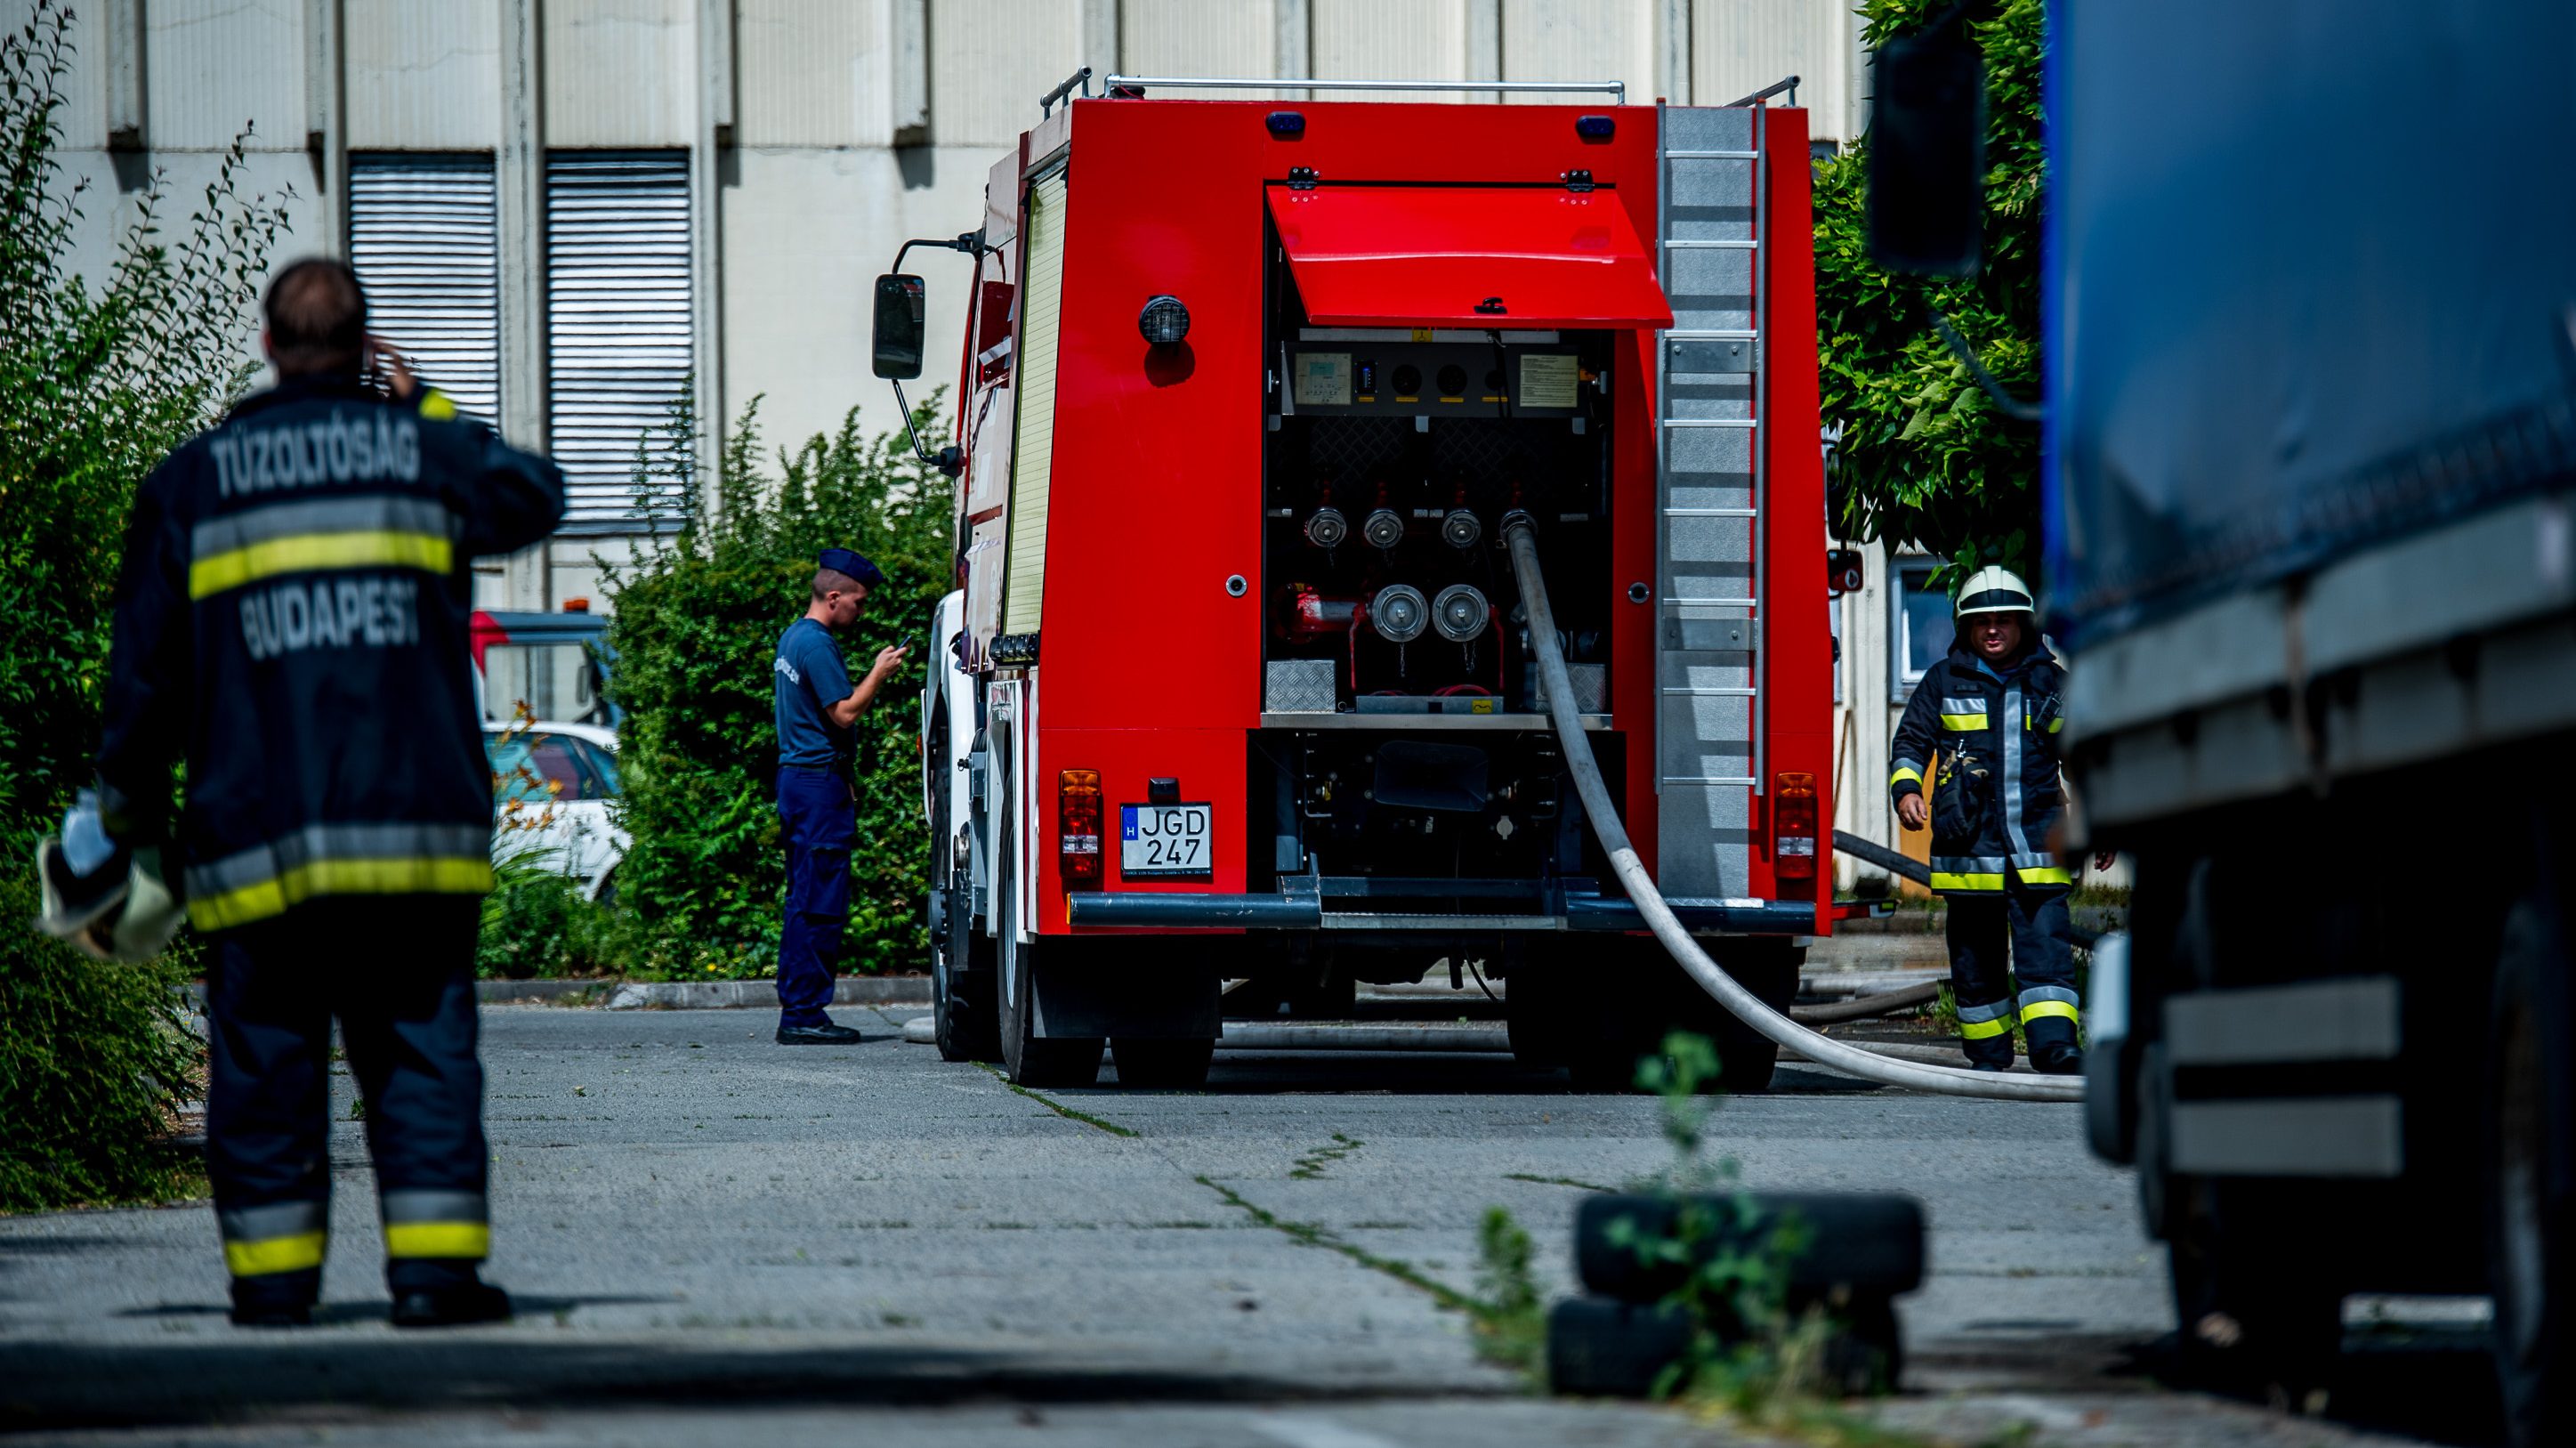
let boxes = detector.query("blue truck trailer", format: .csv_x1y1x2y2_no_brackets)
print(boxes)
2041,1,2575,1435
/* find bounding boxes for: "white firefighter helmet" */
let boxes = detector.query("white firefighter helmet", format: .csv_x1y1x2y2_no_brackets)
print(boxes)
35,838,187,964
1954,565,2036,619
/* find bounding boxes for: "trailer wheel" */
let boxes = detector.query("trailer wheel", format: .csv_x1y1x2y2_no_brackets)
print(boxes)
1111,1037,1215,1089
997,891,1104,1088
2487,903,2573,1448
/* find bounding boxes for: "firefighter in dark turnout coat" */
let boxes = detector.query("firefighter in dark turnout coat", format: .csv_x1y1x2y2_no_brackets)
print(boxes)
78,259,565,1326
1888,568,2087,1074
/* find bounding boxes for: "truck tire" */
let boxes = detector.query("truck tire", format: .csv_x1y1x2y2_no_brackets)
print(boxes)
931,785,999,1063
1112,1037,1215,1089
1551,938,1797,1094
997,880,1103,1088
933,890,1000,1062
2163,1177,2344,1397
2487,903,2573,1448
1680,939,1802,1095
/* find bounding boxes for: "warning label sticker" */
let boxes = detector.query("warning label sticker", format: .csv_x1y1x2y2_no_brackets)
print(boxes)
1518,353,1579,409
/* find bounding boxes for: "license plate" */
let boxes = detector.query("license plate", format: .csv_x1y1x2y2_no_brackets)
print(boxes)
1120,803,1213,877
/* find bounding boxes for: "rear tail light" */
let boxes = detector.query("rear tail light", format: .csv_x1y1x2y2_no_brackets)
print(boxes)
1059,770,1102,886
1773,772,1819,897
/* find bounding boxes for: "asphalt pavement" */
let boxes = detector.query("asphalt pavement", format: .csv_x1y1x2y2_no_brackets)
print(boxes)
0,1001,2499,1445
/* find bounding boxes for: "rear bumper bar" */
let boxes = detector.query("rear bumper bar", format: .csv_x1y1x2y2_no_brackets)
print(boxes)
1065,889,1816,934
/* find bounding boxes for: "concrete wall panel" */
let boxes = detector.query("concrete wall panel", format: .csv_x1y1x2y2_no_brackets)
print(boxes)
1692,0,1852,141
1500,0,1648,105
1119,0,1274,100
1313,0,1466,102
932,0,1081,148
345,0,502,150
145,0,303,150
718,143,999,459
545,0,692,147
738,0,884,148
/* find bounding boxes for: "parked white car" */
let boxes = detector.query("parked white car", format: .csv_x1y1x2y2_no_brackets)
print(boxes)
484,720,629,901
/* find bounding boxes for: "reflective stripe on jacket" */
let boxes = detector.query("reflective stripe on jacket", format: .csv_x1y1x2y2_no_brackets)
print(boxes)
1887,641,2071,894
94,376,567,930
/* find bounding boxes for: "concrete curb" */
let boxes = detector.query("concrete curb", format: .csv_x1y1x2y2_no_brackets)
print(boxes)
596,975,932,1011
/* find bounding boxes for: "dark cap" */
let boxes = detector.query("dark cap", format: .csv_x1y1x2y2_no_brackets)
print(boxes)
819,547,884,590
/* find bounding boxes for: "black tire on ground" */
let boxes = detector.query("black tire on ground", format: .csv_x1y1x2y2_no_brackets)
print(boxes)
1574,1192,1926,1302
997,883,1103,1088
1546,1295,1692,1397
1111,1036,1215,1089
2488,902,2574,1448
2162,1177,2345,1397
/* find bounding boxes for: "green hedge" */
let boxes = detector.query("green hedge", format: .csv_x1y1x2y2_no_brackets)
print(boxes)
2,3,289,1210
601,397,954,977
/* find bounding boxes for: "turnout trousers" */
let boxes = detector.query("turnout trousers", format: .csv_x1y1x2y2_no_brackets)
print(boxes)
775,765,856,1029
1944,884,2081,1067
206,897,489,1311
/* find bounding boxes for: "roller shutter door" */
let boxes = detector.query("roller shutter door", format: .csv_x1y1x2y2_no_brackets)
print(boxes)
347,154,501,424
1002,171,1069,637
545,151,693,530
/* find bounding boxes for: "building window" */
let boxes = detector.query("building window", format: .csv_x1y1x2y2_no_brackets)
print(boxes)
545,151,692,532
348,154,500,423
1893,555,1954,692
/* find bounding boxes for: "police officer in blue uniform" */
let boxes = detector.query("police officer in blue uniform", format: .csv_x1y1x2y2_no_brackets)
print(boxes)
62,258,565,1326
771,548,908,1044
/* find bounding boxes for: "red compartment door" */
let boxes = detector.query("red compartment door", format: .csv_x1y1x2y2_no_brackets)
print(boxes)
1265,184,1673,330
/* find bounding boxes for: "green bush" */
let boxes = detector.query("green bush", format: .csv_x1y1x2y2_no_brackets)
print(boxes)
1,1,289,1210
476,845,615,980
1814,0,2044,583
602,395,954,977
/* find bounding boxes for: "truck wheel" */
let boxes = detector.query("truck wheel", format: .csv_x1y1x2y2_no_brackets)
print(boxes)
1112,1037,1215,1089
933,888,1000,1062
1680,939,1801,1095
2488,904,2573,1448
2164,1178,2343,1397
997,880,1103,1088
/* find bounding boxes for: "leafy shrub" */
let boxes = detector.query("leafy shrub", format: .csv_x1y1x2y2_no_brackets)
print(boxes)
1,1,289,1209
602,395,953,977
1814,0,2043,583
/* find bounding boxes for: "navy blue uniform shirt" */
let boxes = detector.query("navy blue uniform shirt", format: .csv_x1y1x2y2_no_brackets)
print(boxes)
773,616,855,770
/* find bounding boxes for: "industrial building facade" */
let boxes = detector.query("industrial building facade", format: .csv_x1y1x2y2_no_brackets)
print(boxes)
37,0,1944,891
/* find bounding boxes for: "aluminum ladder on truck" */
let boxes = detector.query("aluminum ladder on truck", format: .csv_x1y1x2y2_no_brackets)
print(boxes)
1654,102,1768,900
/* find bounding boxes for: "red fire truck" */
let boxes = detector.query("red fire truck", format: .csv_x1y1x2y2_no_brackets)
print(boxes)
884,73,1836,1090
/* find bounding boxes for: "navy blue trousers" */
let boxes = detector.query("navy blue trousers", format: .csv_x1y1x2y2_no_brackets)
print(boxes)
1945,885,2081,1066
776,765,856,1028
206,897,489,1306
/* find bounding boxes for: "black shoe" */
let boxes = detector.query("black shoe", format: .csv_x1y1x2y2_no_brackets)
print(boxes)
777,1023,864,1046
2032,1042,2085,1075
391,1282,513,1328
227,1299,312,1329
1967,1061,2010,1073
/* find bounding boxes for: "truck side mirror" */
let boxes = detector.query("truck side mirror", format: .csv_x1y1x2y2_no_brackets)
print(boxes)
1867,11,1986,278
872,274,926,380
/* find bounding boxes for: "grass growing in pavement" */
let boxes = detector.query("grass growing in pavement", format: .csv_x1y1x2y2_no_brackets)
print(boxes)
972,1064,1139,1137
1289,1133,1363,1179
1504,1172,1617,1193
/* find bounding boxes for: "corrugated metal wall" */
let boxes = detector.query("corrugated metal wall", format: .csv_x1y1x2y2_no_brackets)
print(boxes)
1119,0,1276,99
545,152,695,529
1313,0,1468,101
349,154,504,422
1693,0,1853,135
1501,0,1651,105
346,1,502,150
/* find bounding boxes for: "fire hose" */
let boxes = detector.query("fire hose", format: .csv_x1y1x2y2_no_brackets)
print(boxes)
1501,514,2083,1103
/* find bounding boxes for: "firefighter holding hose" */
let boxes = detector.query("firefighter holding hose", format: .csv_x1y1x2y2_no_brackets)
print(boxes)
1889,567,2096,1075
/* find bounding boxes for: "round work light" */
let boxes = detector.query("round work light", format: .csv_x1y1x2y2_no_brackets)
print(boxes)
1138,295,1191,345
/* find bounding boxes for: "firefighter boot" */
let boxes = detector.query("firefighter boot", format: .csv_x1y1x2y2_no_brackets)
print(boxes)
391,1274,513,1328
1944,895,2019,1069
